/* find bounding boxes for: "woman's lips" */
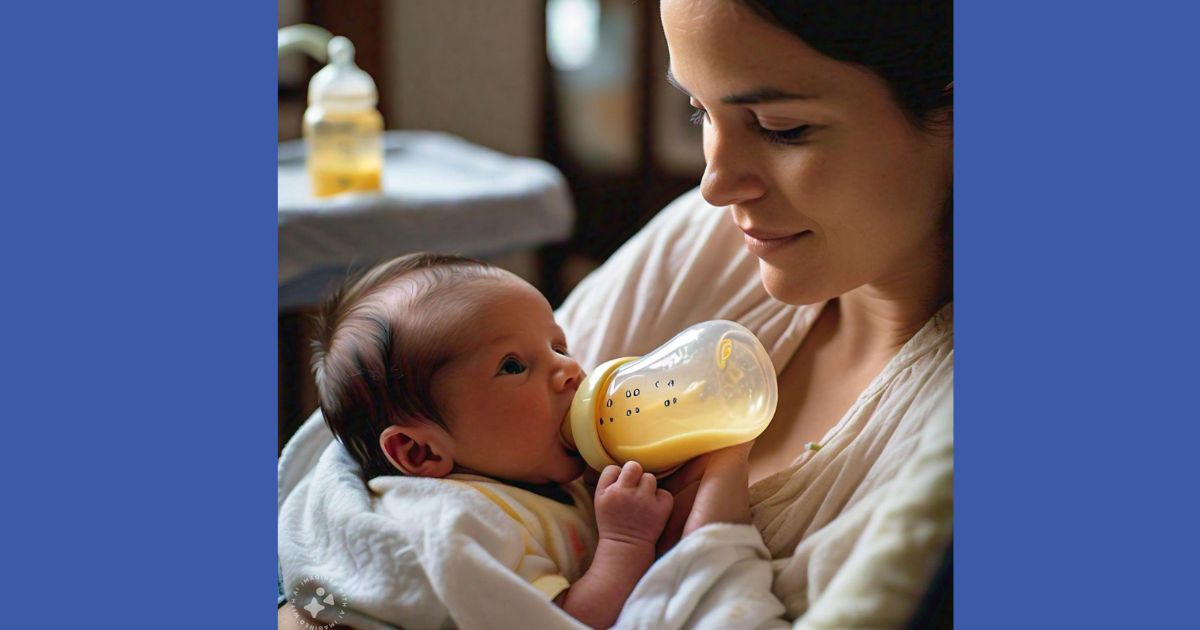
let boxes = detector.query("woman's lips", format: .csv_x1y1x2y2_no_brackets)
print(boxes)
741,229,811,256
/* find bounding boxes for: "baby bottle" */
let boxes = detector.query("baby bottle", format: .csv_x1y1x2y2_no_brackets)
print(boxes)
303,36,384,197
561,320,778,474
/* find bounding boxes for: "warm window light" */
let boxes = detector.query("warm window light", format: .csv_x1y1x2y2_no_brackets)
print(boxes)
546,0,600,71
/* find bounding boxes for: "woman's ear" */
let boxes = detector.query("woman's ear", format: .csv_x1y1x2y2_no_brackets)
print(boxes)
380,424,455,478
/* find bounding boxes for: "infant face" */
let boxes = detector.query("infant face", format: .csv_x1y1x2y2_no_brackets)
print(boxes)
429,276,587,484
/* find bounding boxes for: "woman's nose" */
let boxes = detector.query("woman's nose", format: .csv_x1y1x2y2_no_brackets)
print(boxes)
700,130,766,208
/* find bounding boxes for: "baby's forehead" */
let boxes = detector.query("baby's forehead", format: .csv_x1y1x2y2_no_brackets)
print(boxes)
441,277,553,327
377,270,547,335
368,266,512,306
408,270,534,311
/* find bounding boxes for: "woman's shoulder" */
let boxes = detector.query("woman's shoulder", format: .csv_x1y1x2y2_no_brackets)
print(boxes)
637,186,744,254
558,187,792,369
572,187,741,286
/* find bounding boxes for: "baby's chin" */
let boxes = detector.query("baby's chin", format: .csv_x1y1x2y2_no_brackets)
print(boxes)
550,450,588,484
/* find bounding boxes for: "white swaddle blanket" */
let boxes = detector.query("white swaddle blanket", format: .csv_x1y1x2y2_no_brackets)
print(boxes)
279,187,953,628
279,441,585,630
279,428,785,630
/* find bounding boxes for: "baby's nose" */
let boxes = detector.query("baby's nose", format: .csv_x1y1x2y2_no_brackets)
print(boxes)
558,357,583,392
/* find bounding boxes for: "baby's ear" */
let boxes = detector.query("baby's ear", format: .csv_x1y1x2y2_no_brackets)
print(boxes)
380,423,455,478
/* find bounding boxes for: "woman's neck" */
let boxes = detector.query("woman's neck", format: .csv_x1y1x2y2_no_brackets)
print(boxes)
833,249,951,360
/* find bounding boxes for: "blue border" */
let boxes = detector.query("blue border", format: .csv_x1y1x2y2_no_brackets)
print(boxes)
4,1,1198,627
4,2,277,626
958,2,1199,628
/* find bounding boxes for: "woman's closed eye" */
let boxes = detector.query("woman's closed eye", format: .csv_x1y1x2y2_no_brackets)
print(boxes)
497,355,527,376
688,106,812,145
758,122,812,145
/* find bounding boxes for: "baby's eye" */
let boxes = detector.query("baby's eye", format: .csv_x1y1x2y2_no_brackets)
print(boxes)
553,344,570,356
498,356,527,375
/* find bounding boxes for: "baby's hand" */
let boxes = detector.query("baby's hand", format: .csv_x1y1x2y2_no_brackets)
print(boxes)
593,461,673,547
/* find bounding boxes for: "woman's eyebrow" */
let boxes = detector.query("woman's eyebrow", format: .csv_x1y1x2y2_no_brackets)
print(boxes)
666,67,816,105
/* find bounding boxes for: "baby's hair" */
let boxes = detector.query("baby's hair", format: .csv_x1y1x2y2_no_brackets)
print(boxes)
311,253,505,478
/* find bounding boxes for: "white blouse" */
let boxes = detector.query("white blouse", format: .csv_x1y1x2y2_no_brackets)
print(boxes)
556,187,954,626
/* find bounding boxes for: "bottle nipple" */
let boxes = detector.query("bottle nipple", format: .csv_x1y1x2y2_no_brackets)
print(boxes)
307,35,378,109
327,36,354,66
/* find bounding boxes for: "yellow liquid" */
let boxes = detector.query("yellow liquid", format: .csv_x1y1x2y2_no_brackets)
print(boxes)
303,107,384,198
609,428,754,472
593,377,769,473
308,164,381,197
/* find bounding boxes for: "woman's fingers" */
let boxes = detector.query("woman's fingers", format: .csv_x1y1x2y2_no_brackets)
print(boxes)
663,440,755,493
658,453,710,495
682,446,753,535
656,480,697,556
713,440,756,465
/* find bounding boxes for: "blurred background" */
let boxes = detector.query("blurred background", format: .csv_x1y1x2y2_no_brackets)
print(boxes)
279,0,705,448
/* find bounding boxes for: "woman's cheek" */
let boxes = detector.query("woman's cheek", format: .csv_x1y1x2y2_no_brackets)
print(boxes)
777,152,829,213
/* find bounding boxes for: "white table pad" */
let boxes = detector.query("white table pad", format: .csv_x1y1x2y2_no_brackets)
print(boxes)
279,131,574,306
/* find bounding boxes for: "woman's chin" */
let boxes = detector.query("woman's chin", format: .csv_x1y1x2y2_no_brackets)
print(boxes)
759,261,833,306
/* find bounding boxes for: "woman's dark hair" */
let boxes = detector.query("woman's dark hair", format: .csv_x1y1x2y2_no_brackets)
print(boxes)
742,0,954,283
739,1,952,129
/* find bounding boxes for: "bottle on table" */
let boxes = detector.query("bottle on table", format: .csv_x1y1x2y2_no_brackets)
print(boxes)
303,36,384,198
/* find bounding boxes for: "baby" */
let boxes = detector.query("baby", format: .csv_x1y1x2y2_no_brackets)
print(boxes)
311,252,673,629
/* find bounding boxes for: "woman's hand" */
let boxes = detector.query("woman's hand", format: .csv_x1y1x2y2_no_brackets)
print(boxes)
657,441,754,555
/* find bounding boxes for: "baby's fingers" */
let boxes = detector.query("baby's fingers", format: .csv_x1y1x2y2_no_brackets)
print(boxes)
597,464,621,491
617,460,644,487
638,471,658,495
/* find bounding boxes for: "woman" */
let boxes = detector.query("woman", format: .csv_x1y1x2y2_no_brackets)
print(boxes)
280,0,952,626
554,0,953,625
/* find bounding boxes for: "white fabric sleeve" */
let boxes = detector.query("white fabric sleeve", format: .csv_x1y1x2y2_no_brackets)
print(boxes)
615,523,789,630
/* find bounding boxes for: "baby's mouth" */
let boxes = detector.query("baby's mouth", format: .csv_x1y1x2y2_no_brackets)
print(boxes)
558,407,576,450
559,428,581,456
559,430,578,454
